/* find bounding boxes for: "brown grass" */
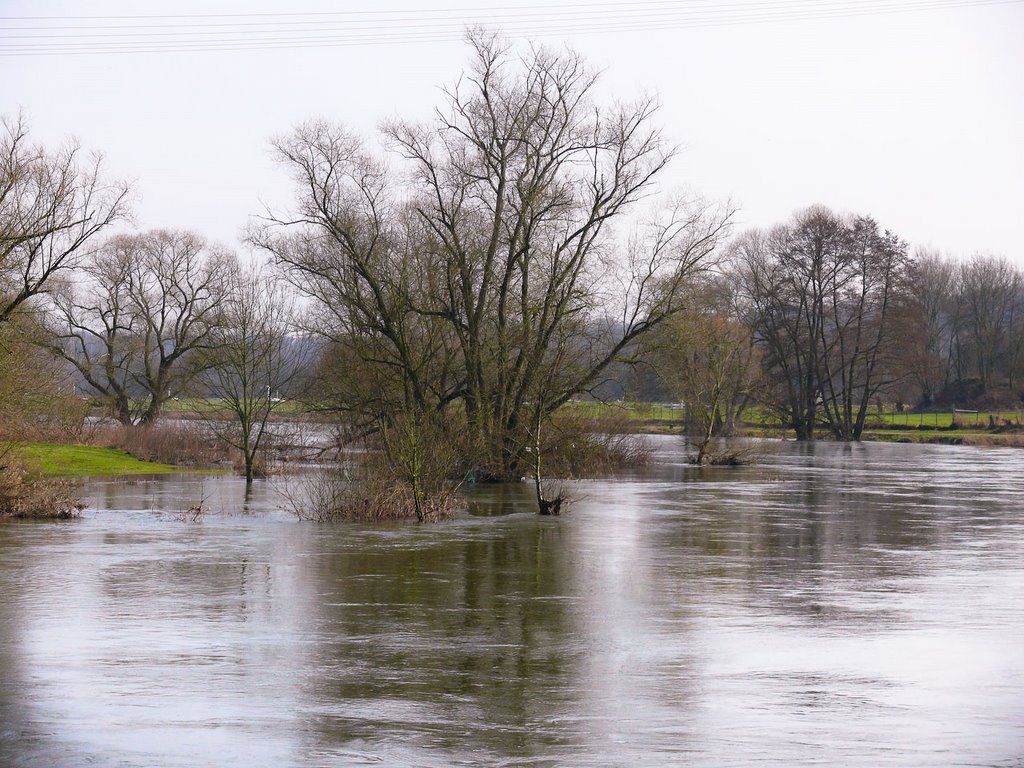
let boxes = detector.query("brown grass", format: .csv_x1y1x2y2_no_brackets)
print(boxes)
92,422,231,467
957,433,1024,448
0,450,82,520
278,451,461,523
540,409,652,478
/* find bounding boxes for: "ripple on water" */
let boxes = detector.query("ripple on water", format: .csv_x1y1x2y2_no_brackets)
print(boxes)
0,440,1022,767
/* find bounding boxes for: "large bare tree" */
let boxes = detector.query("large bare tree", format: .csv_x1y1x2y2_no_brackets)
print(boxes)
255,32,731,481
739,206,910,441
1,113,129,325
196,263,307,484
49,229,230,424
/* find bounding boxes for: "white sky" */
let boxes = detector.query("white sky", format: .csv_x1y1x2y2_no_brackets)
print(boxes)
2,0,1022,262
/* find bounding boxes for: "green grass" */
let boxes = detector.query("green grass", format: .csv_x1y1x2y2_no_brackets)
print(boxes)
12,443,180,478
872,410,1023,429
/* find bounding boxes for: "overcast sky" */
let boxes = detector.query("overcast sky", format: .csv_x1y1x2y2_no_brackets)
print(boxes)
3,0,1022,263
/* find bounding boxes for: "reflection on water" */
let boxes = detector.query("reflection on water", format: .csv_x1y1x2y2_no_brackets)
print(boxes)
1,438,1023,766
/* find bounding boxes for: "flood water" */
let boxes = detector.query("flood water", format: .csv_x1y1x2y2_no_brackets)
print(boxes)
1,438,1022,766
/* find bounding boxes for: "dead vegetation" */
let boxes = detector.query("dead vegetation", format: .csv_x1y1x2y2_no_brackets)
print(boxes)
278,455,461,523
277,463,452,523
0,449,82,520
92,421,231,467
533,410,652,479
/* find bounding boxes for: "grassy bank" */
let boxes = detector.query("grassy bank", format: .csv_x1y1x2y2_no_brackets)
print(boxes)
13,443,180,478
859,429,1024,447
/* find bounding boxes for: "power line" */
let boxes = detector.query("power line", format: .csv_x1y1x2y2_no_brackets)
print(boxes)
0,0,938,21
0,0,1011,34
0,0,1017,56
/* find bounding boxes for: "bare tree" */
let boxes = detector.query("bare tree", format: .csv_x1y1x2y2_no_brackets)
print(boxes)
903,249,957,407
196,263,307,484
958,254,1020,392
737,225,820,440
816,215,908,439
1,113,129,324
49,238,138,423
739,206,910,441
647,276,758,463
255,32,731,486
48,229,230,424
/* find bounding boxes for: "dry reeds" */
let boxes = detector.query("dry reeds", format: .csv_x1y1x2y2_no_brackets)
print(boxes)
540,409,652,478
278,451,461,523
93,421,230,467
0,451,82,520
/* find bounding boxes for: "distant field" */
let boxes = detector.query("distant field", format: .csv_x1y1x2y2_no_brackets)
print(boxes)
564,401,683,423
872,410,1023,429
561,401,1024,436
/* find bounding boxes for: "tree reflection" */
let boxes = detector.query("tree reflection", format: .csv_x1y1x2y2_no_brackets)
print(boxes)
296,517,583,761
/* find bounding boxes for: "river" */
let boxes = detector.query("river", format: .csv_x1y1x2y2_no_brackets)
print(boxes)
1,437,1022,766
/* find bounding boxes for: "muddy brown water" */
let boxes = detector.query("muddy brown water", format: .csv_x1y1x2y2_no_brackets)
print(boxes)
1,437,1022,766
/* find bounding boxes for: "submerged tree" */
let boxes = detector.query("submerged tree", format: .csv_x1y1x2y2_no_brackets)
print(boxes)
647,275,758,463
196,263,306,484
255,32,731,491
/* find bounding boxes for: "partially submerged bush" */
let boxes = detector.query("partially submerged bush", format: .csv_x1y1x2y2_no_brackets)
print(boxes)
232,452,269,479
539,409,652,478
282,403,653,520
0,454,82,520
686,439,760,466
687,450,746,466
279,450,461,523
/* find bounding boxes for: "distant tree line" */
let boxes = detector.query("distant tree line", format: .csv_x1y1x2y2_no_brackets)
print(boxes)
903,250,1024,409
645,208,1023,443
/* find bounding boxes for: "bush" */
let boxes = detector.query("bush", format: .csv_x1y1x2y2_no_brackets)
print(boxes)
0,451,82,519
0,314,89,443
93,422,231,467
539,409,652,478
279,451,460,523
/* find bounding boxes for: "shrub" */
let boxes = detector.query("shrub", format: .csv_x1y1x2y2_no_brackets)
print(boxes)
539,409,652,478
93,421,231,467
279,451,460,523
0,450,82,519
0,314,89,443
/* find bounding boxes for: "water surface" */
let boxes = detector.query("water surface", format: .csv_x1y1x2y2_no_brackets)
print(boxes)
1,438,1022,766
